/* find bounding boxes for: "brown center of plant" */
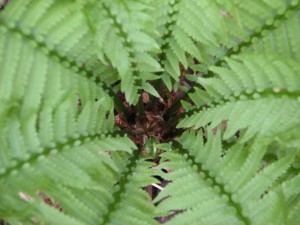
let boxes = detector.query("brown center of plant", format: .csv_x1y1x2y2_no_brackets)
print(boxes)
114,85,186,147
114,65,197,150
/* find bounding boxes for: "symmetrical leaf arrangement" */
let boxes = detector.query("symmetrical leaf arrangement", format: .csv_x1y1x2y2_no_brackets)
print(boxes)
0,0,300,225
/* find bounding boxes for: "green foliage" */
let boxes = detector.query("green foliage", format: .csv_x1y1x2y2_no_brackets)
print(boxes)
0,0,299,225
156,130,299,225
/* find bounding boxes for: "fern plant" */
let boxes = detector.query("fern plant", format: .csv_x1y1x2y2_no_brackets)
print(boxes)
0,0,300,224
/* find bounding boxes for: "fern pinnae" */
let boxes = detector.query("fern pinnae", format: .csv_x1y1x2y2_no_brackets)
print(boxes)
52,185,101,224
52,100,69,143
157,133,297,225
0,0,104,85
157,142,251,225
0,2,122,192
94,135,136,153
1,0,300,224
0,134,98,179
5,115,26,160
238,153,294,205
215,144,248,184
249,10,300,61
281,172,300,199
0,28,22,101
37,202,86,225
0,142,136,224
33,151,116,224
180,53,300,142
200,0,300,74
89,0,161,104
248,190,287,225
224,100,265,139
196,129,223,168
20,0,53,29
101,150,158,225
181,0,222,46
1,39,132,218
154,0,224,82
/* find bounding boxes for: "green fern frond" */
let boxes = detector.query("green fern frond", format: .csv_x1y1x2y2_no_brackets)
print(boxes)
36,153,158,225
215,0,295,43
212,0,299,57
101,158,159,225
0,0,299,224
249,10,300,61
153,0,225,80
0,0,101,70
179,55,300,142
0,150,141,224
0,1,143,223
155,131,295,225
85,0,161,104
0,29,116,164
